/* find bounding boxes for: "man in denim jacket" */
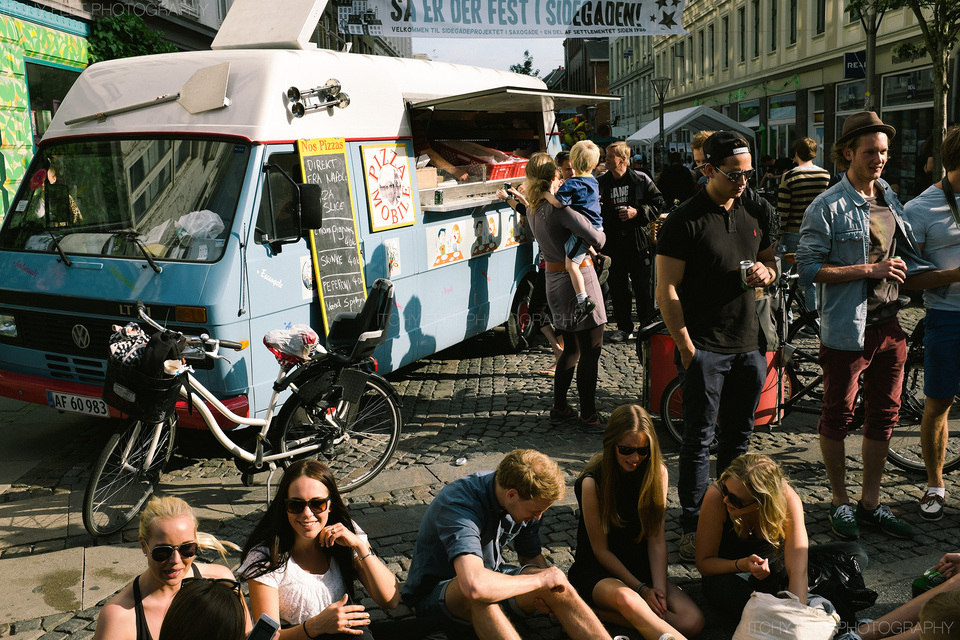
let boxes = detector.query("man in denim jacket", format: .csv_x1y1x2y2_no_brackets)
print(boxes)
796,112,930,541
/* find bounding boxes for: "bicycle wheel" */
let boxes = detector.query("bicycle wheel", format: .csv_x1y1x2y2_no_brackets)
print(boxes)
83,416,176,537
274,373,402,493
887,358,960,474
659,377,719,453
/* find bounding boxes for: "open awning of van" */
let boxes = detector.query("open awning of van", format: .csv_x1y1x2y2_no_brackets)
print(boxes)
406,87,619,113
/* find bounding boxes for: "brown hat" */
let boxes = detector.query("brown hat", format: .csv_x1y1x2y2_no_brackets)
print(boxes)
836,111,896,148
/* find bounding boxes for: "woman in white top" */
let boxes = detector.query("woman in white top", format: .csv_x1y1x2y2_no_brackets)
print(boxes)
239,460,400,639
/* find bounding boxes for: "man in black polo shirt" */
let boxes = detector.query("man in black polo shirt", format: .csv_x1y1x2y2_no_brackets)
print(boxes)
656,131,777,562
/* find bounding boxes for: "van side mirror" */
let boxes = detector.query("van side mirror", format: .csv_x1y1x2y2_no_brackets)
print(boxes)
299,183,323,231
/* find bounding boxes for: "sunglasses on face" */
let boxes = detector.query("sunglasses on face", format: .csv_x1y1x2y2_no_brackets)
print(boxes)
719,481,758,510
285,497,330,515
616,444,651,457
714,166,755,183
150,541,199,563
180,577,242,596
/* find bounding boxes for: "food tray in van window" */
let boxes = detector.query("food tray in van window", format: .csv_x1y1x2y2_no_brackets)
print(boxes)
432,141,528,181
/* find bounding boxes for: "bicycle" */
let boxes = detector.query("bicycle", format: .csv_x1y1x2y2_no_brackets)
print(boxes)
83,278,402,537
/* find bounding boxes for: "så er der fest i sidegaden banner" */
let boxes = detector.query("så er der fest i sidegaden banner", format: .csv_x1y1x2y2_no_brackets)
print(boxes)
363,0,688,38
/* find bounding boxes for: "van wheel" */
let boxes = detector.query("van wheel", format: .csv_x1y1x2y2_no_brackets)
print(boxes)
505,273,536,352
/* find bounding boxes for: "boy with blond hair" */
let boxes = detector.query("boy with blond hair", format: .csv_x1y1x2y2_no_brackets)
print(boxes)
545,140,605,324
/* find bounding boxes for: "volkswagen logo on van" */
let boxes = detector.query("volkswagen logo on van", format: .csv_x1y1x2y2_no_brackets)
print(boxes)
71,324,91,350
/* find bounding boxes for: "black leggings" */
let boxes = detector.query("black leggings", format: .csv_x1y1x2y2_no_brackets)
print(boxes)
554,325,604,418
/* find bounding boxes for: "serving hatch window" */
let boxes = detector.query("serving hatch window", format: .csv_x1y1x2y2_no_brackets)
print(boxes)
0,138,249,262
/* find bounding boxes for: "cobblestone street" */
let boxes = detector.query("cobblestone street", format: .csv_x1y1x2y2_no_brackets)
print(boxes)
0,323,957,640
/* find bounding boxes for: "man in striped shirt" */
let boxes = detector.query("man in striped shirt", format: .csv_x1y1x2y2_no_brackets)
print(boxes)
777,137,831,327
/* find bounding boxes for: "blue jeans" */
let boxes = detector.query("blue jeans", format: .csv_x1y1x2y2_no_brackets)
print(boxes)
777,232,817,319
676,348,766,533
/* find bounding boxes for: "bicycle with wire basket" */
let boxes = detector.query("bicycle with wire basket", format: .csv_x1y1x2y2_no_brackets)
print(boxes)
83,278,402,537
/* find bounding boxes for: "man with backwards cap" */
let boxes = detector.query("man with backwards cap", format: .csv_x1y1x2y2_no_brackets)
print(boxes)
656,131,777,562
796,111,932,542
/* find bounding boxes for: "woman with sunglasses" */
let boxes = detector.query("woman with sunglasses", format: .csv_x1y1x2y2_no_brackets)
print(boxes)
695,453,867,624
93,496,244,640
238,460,400,639
158,577,250,640
569,404,704,640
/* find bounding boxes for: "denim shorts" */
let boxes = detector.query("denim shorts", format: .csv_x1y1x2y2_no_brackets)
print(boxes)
414,564,533,624
923,308,960,399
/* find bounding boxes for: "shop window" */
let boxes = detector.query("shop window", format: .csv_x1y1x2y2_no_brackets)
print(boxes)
882,68,934,107
25,61,82,148
837,80,865,112
739,99,760,128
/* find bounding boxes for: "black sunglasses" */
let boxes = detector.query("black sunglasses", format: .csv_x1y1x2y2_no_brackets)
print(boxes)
616,445,650,457
285,497,331,514
714,166,755,183
181,577,241,596
719,481,758,510
150,541,199,562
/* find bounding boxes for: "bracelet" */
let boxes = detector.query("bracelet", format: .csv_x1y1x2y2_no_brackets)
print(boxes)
735,558,742,572
302,621,321,640
634,582,647,595
358,550,376,561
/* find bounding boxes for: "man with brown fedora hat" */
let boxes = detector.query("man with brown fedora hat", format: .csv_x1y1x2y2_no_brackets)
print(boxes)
796,111,931,541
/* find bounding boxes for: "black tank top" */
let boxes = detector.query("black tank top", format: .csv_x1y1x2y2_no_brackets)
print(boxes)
133,563,201,640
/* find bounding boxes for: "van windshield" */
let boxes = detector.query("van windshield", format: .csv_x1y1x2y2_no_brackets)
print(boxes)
0,138,250,262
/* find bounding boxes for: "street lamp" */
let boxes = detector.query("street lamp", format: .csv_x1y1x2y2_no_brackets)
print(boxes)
651,76,672,177
858,1,884,110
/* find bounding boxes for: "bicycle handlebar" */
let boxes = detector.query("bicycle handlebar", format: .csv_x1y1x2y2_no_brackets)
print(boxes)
135,300,246,352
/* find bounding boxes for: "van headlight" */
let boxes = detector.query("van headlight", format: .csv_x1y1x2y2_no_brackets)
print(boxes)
0,313,17,339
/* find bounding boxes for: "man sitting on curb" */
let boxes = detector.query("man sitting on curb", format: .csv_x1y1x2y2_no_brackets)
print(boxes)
401,449,613,640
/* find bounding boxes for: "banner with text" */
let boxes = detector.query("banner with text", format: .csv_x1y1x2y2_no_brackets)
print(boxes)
337,0,688,38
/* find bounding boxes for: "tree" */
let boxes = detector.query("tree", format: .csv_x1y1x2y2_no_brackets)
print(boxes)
850,0,960,178
509,50,540,77
88,14,178,64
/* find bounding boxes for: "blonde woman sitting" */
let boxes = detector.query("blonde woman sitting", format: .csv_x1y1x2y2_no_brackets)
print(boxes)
695,453,866,624
93,496,246,640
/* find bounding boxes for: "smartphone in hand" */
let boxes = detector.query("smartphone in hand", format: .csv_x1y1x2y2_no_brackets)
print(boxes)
247,613,280,640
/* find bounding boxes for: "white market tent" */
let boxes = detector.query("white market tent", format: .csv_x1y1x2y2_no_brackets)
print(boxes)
627,105,757,175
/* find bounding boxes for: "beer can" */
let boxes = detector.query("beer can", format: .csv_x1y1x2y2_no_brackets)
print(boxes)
740,260,754,289
912,567,946,598
434,190,443,205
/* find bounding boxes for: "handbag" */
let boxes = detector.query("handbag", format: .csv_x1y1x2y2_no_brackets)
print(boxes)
732,591,839,640
808,547,878,624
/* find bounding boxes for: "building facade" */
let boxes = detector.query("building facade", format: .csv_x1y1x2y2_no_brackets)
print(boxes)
608,35,655,141
612,0,956,201
563,37,612,138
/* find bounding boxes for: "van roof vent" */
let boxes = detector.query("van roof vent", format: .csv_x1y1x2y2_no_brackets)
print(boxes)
212,0,327,50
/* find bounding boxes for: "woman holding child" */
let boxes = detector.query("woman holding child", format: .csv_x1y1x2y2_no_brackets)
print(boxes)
570,404,704,640
93,496,246,640
525,150,607,432
696,452,867,624
239,460,400,639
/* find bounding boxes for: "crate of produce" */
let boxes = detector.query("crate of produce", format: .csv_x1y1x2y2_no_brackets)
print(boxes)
433,141,528,181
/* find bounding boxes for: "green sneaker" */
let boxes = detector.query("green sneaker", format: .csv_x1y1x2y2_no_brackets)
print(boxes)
829,503,860,540
856,502,915,539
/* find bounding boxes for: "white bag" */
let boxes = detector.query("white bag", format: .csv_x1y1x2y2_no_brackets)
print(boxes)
732,591,839,640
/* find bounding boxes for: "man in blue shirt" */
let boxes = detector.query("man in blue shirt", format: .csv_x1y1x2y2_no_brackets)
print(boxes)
402,449,611,639
796,111,929,541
